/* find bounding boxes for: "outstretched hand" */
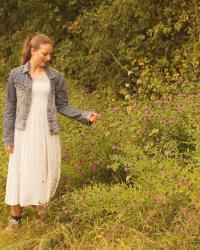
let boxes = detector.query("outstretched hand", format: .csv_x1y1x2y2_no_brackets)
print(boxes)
89,112,101,123
5,144,14,154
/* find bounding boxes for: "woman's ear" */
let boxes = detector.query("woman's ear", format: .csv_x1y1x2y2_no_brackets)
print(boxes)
30,47,35,56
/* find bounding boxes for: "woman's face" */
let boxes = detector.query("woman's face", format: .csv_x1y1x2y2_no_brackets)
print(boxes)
31,43,53,67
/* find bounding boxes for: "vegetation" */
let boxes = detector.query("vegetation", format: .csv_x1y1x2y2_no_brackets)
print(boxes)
1,0,200,249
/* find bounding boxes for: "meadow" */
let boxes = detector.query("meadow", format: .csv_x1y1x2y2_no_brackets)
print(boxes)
1,79,200,249
1,0,200,249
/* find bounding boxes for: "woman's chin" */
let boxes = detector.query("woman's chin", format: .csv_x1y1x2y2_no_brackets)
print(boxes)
40,62,47,67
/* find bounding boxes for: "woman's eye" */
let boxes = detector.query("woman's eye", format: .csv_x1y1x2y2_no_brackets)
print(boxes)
43,53,51,57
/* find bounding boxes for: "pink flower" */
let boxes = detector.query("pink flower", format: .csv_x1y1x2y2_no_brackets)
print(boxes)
181,207,188,213
63,207,68,213
178,178,185,187
112,145,117,151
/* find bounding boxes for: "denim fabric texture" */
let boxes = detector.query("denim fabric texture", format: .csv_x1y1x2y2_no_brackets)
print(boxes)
3,60,94,147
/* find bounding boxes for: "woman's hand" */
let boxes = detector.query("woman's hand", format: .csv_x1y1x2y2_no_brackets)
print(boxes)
89,112,101,123
5,144,14,154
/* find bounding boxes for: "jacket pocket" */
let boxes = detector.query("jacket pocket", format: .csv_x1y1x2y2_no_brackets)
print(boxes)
14,80,26,90
14,79,31,89
15,83,25,89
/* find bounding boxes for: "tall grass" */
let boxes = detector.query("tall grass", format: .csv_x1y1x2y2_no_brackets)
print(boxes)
1,81,200,249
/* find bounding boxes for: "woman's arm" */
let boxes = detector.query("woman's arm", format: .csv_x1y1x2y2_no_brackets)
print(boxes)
3,69,17,148
55,73,94,126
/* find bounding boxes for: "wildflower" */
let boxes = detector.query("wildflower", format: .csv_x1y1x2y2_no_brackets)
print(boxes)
178,178,185,187
112,145,117,151
181,207,188,213
63,207,68,213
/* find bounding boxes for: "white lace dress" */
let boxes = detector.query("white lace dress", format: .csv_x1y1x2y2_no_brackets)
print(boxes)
5,75,61,206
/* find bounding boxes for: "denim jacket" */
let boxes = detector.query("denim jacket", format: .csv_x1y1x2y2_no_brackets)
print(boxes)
3,60,94,147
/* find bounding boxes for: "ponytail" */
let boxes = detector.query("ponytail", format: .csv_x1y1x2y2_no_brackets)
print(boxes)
20,33,53,65
21,33,38,65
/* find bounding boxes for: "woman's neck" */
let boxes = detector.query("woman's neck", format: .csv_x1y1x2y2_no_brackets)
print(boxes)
30,59,43,72
29,60,46,78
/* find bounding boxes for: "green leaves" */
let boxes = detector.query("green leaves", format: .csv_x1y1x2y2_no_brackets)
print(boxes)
0,0,199,99
149,128,159,137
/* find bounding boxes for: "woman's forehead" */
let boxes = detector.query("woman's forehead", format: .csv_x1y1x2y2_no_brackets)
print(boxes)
39,43,53,51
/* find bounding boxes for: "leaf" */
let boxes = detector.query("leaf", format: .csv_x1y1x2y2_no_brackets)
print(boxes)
126,174,133,183
149,129,159,136
105,131,111,137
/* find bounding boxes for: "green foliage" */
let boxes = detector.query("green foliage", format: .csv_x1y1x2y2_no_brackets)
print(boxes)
1,0,200,97
1,1,200,249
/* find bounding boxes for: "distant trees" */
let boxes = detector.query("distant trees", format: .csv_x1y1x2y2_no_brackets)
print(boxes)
0,0,200,98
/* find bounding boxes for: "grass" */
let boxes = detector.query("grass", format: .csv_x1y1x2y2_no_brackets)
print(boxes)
1,80,200,249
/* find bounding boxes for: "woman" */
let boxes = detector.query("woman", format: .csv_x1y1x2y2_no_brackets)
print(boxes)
3,33,101,231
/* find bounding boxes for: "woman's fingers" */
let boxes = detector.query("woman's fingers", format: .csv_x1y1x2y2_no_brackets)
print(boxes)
9,145,13,153
89,112,101,122
5,144,14,154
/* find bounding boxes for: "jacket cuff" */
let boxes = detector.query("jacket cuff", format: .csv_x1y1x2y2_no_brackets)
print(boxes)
4,138,14,148
82,111,94,126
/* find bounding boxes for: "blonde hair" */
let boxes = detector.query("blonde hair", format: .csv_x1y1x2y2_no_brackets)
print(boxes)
21,33,53,65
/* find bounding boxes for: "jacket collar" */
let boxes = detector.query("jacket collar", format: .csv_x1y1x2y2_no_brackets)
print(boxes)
22,60,56,79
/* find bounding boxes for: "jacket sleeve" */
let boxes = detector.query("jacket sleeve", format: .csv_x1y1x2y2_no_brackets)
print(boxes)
55,73,94,126
3,69,17,147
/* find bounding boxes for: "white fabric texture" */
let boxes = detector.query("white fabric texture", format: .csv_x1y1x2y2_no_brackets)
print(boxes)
5,75,61,206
